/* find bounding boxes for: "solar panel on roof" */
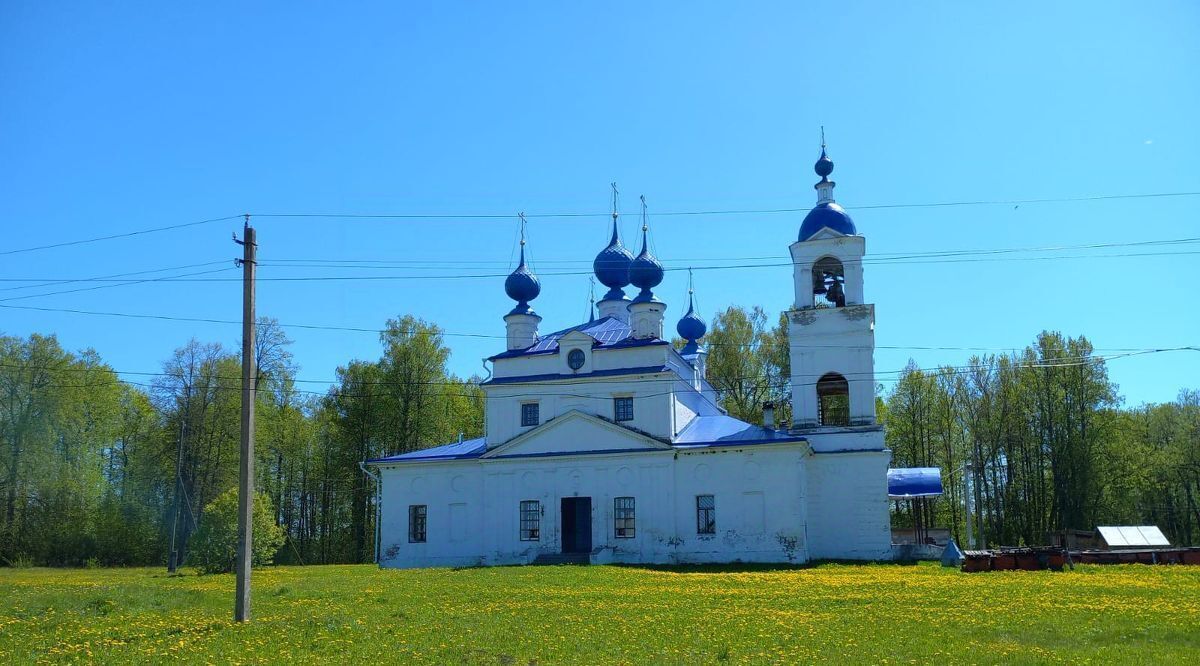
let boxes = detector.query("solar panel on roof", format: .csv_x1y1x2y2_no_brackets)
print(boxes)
1096,525,1170,548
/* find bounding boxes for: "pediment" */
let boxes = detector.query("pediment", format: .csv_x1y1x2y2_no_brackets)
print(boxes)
483,410,671,459
807,227,848,241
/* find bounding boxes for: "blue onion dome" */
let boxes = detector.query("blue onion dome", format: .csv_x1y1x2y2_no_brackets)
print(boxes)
799,202,857,241
593,216,634,300
628,227,664,299
676,295,706,343
504,243,540,314
814,147,834,179
799,143,857,241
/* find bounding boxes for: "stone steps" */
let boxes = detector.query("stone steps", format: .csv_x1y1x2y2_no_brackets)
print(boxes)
531,552,591,565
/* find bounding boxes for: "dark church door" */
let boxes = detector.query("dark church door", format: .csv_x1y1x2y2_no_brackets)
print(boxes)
560,497,592,554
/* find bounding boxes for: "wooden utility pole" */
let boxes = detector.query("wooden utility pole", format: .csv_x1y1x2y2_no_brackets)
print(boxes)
167,418,186,573
234,216,257,622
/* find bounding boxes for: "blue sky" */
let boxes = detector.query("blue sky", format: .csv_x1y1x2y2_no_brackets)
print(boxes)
2,1,1197,406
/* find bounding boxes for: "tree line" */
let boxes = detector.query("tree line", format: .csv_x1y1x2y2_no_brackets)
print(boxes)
697,308,1198,548
1,306,1196,567
0,316,481,567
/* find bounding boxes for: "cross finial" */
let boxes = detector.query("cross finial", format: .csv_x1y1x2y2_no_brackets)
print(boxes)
688,267,695,295
610,182,619,222
518,211,527,246
640,194,648,232
820,125,826,150
587,276,596,322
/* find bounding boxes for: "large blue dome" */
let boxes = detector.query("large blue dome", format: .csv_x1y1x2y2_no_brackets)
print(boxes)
798,202,857,241
504,246,540,314
593,220,634,298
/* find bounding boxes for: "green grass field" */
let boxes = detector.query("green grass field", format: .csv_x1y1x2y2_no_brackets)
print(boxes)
2,562,1198,664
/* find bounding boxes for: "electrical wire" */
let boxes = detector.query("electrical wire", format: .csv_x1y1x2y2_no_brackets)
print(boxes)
0,266,238,303
5,190,1198,257
0,215,243,256
0,300,1191,355
2,246,1193,287
9,347,1194,400
261,235,1200,267
0,260,232,292
248,191,1200,220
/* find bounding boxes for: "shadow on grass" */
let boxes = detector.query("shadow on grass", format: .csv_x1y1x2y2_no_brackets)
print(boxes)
611,558,923,574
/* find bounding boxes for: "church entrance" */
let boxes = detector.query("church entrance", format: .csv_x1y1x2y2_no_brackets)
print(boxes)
560,497,592,554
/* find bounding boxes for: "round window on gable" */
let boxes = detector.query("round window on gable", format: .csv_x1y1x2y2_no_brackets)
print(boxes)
567,348,586,370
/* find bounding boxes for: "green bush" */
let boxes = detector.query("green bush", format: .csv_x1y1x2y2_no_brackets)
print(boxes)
189,489,285,574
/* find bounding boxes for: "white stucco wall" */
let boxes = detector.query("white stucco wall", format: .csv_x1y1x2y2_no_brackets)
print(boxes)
374,442,813,568
484,373,679,444
805,447,893,560
787,304,877,429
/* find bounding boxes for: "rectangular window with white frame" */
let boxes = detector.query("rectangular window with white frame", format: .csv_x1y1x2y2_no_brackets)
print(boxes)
521,402,540,427
696,495,715,535
520,500,541,541
614,496,635,538
613,396,634,422
408,504,427,543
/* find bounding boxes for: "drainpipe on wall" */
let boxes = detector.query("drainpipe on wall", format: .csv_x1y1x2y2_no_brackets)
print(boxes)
359,462,383,564
481,358,492,446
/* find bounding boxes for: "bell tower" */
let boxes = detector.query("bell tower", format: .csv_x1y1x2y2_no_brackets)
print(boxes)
787,140,877,432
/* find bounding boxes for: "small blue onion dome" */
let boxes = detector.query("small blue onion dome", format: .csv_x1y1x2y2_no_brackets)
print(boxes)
628,227,664,295
799,202,857,241
814,147,834,179
504,244,540,314
593,218,634,300
676,296,706,342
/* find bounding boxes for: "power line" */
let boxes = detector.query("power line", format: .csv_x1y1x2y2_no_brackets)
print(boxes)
0,260,231,292
0,266,237,303
248,191,1200,220
0,215,243,256
0,300,1188,355
1,246,1193,287
11,347,1194,397
6,190,1198,257
261,233,1200,267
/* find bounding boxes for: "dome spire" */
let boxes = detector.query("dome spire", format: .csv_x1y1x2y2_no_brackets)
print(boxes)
587,276,596,323
593,182,634,309
628,194,663,303
798,128,857,241
814,126,836,204
676,268,707,354
504,212,541,315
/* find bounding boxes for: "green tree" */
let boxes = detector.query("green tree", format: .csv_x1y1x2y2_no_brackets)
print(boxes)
703,306,789,425
188,488,285,574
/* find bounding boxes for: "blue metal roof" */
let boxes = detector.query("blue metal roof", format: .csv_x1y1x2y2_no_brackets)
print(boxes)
488,316,638,360
367,437,487,463
366,413,810,464
482,365,671,386
887,467,943,499
673,414,806,448
490,446,665,460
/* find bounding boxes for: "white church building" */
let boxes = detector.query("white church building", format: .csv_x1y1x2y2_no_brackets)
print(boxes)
366,145,896,567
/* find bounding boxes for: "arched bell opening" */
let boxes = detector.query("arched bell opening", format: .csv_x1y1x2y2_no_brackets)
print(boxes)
811,256,846,308
816,372,850,426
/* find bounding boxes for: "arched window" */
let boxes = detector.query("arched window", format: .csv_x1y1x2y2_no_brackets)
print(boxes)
816,372,850,426
811,256,846,307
